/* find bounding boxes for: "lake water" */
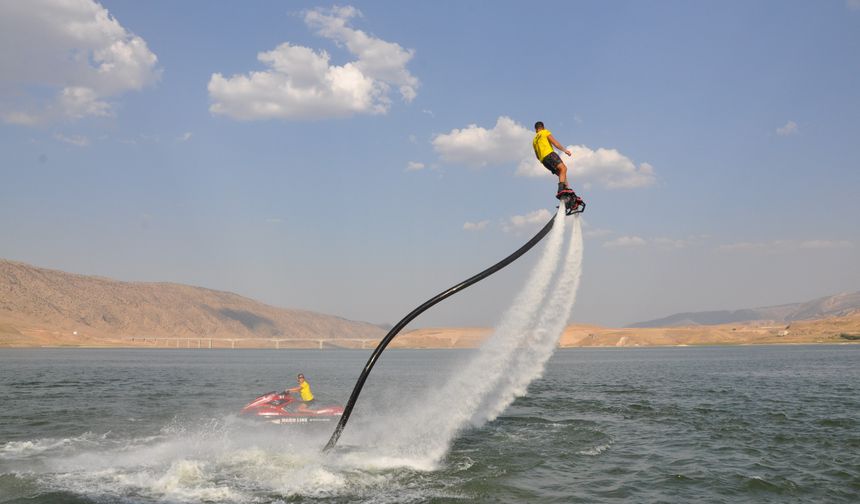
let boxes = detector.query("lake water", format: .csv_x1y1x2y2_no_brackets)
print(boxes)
1,345,859,503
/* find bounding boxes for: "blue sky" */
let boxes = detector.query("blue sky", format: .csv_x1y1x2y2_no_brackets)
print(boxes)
1,0,859,327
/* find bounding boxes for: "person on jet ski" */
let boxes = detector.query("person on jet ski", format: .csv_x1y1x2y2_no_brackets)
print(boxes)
285,373,315,412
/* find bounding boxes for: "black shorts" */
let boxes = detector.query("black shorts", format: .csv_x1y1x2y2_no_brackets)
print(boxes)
541,152,563,175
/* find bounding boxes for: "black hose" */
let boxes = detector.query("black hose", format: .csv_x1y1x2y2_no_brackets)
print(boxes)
322,213,558,452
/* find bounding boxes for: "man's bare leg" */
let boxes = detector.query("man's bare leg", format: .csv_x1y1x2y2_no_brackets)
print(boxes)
556,162,569,190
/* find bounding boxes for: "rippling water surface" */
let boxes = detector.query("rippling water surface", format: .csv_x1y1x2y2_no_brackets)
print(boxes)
1,346,859,503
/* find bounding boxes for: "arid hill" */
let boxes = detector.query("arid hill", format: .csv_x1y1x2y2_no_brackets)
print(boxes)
2,258,858,349
629,291,860,328
0,259,384,348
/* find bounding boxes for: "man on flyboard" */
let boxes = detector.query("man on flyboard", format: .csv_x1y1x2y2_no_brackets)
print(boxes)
532,121,585,215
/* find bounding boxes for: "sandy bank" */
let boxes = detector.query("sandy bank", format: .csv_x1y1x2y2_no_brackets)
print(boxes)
3,314,859,349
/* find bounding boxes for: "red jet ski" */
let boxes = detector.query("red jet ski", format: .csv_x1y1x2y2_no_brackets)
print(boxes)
239,391,344,425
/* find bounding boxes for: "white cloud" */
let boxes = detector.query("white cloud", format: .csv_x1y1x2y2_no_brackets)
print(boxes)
432,116,530,168
54,133,90,147
432,116,655,189
463,220,489,232
208,6,418,121
595,233,704,249
138,213,153,230
502,208,552,233
57,86,113,119
719,239,852,252
0,0,160,124
651,237,697,249
585,228,614,238
119,133,159,145
603,236,647,248
799,240,853,249
177,132,193,142
719,241,777,252
305,6,418,101
517,145,656,189
3,112,40,126
405,161,426,172
776,120,799,136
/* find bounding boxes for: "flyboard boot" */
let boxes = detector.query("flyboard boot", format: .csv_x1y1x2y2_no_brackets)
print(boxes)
556,184,586,215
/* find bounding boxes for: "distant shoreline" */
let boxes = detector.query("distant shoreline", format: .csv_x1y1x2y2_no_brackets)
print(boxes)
4,341,858,350
3,332,858,350
3,312,859,350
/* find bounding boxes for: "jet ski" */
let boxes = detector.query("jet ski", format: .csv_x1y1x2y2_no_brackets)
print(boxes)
239,391,344,425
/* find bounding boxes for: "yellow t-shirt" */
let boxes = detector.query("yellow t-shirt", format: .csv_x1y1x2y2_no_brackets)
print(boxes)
299,381,314,401
533,129,554,161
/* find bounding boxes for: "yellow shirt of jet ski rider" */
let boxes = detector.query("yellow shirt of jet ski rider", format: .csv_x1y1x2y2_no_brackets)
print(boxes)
299,380,314,402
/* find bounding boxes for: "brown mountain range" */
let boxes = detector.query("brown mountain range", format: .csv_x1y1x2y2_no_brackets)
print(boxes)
1,258,858,349
0,259,385,348
629,291,860,327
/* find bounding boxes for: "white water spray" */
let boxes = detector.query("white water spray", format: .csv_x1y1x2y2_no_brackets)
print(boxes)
371,207,584,465
473,215,584,424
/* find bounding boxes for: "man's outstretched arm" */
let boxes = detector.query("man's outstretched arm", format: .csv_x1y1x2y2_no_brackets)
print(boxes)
548,134,572,156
